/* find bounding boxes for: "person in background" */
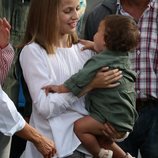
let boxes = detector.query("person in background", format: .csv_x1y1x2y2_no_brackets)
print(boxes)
77,0,87,37
79,0,87,17
42,15,140,158
0,87,56,158
84,0,158,158
0,1,31,157
0,17,14,85
78,0,103,38
19,0,122,157
0,17,56,158
0,17,15,158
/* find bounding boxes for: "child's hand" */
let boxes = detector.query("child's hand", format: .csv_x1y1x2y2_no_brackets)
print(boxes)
42,85,59,96
42,84,70,96
0,18,11,48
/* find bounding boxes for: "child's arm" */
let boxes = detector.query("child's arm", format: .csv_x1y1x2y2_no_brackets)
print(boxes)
42,68,122,97
42,84,70,96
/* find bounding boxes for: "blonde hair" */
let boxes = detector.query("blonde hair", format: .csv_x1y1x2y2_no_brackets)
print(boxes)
20,0,78,54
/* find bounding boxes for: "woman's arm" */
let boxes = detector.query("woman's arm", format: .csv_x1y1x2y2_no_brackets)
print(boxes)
20,45,79,119
42,67,122,97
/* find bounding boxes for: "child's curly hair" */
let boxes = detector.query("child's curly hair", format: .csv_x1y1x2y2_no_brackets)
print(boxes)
102,15,140,52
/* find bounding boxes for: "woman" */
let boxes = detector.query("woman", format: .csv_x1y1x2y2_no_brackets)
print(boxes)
20,0,121,157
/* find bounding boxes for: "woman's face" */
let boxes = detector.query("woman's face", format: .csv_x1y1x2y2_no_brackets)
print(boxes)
59,0,80,35
93,21,106,52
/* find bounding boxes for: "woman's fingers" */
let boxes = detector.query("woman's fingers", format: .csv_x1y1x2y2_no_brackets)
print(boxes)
98,67,109,72
89,67,122,90
100,68,122,87
79,38,95,51
106,82,120,88
102,122,119,140
104,70,122,86
103,69,122,79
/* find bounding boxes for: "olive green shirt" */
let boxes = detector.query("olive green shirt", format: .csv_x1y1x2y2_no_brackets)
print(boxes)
64,50,138,132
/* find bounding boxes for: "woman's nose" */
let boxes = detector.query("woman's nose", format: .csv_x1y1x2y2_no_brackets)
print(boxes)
72,10,79,20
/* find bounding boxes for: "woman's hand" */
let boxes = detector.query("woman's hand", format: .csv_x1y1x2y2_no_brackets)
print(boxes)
0,18,11,48
102,122,120,141
79,39,96,52
78,67,122,97
90,67,122,89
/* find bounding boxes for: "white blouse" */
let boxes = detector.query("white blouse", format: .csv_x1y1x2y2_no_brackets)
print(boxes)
0,86,25,136
20,42,94,158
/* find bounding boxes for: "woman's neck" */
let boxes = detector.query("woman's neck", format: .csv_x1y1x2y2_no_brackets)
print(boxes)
57,34,69,48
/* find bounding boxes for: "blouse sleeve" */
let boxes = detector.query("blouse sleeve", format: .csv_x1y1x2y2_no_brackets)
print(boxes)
0,86,25,136
20,44,78,119
0,44,14,85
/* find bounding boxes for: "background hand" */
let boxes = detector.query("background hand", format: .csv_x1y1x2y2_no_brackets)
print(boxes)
33,135,56,158
0,18,11,48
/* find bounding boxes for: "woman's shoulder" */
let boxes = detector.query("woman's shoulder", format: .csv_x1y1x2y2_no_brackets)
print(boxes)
20,42,46,61
21,42,46,56
22,42,43,51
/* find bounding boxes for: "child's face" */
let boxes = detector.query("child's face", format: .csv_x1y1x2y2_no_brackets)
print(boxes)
59,0,80,35
93,21,106,52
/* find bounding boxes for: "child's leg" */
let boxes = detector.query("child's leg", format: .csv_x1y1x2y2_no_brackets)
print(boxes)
98,138,127,158
74,116,104,157
74,116,130,158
